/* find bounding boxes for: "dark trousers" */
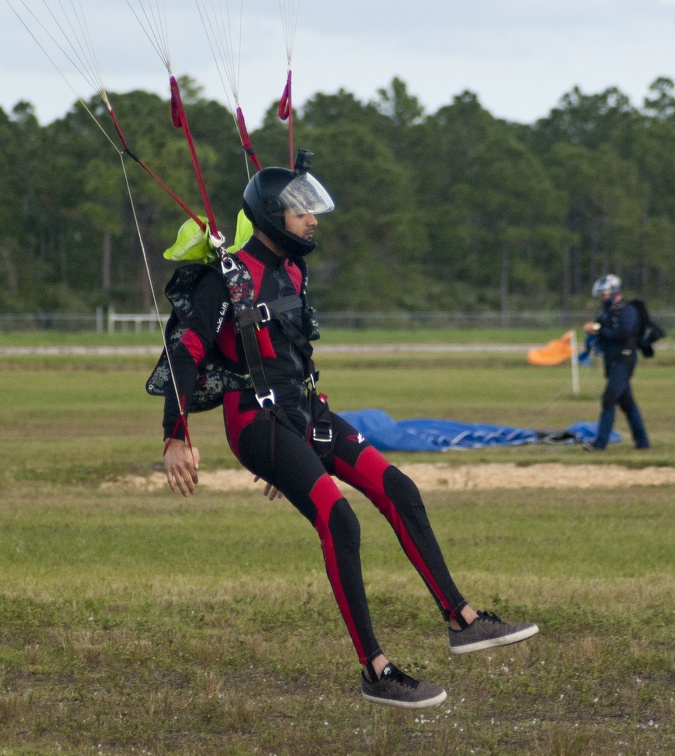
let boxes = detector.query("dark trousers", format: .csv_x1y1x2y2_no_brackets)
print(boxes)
595,355,649,449
234,409,466,664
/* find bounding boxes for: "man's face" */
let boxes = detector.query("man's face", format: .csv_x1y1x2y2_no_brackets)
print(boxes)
284,209,318,242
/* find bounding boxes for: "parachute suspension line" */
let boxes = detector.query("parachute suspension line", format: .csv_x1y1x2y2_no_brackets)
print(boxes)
128,1,223,243
100,100,207,229
118,151,193,455
195,0,262,175
117,121,209,230
195,0,241,106
279,0,301,61
126,0,172,73
278,0,302,167
7,1,105,116
9,2,207,230
169,76,223,243
116,4,198,451
48,0,106,96
11,0,195,451
73,98,120,154
125,0,211,451
8,6,105,141
118,156,165,359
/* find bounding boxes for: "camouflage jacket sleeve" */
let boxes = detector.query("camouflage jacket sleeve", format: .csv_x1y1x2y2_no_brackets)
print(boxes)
162,269,230,440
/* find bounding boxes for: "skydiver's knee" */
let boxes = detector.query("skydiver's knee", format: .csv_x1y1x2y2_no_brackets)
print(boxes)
383,466,422,506
328,498,361,549
601,389,618,411
619,393,635,413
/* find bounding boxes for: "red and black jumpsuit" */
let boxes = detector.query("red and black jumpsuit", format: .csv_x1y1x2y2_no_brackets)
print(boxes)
163,236,467,664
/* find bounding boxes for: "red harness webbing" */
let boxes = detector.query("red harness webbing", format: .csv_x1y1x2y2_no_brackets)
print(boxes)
236,107,263,172
278,69,294,168
170,76,221,239
163,396,194,457
107,106,207,232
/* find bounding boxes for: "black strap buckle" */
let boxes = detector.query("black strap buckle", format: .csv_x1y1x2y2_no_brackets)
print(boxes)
256,302,271,326
312,422,333,444
256,388,276,408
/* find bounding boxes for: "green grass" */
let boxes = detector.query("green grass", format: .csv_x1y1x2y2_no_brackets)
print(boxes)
0,325,628,347
2,346,673,480
1,484,673,754
0,343,673,754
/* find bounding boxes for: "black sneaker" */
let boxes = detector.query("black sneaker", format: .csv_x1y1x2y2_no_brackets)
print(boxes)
449,610,539,655
361,662,447,709
583,441,604,451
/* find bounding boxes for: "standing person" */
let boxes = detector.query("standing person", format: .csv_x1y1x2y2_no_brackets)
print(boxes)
583,274,650,450
160,157,539,709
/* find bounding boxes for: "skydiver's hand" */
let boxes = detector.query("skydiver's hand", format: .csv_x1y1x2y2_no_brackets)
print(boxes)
254,475,284,501
583,321,601,334
164,439,200,497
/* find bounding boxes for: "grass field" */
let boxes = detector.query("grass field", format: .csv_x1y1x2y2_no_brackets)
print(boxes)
0,333,673,754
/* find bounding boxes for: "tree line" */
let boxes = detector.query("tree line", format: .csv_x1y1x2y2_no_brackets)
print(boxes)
1,75,675,316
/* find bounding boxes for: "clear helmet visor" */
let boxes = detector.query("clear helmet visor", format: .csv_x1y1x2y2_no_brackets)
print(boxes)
276,173,335,216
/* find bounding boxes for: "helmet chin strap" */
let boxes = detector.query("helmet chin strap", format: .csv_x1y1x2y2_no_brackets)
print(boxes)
278,231,316,258
286,242,316,258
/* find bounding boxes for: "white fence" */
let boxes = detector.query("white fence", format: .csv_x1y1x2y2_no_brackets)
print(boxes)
1,308,675,333
106,306,169,333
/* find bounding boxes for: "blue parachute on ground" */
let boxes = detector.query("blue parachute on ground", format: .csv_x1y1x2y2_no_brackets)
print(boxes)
339,410,620,452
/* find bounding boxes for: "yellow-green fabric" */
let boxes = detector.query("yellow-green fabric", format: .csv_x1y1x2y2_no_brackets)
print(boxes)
163,216,216,262
226,210,254,254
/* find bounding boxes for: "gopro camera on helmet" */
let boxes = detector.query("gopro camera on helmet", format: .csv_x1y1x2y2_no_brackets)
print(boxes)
294,149,314,175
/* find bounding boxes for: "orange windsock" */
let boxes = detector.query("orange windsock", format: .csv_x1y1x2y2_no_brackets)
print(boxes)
527,331,575,366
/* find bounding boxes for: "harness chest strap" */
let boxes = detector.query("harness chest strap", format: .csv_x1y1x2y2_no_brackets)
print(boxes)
221,258,315,408
237,294,302,328
221,257,331,449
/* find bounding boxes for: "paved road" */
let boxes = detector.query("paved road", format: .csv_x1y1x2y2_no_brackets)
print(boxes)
0,343,543,356
1,341,673,356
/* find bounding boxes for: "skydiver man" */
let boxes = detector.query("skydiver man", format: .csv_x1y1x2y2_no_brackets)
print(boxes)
583,275,650,450
160,156,539,708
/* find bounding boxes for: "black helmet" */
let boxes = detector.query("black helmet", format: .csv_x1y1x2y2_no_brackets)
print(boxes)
242,156,334,257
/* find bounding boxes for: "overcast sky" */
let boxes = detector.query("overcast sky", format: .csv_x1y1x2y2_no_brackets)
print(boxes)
2,1,675,129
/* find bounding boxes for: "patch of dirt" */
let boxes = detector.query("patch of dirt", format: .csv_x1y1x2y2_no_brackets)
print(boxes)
106,463,675,493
